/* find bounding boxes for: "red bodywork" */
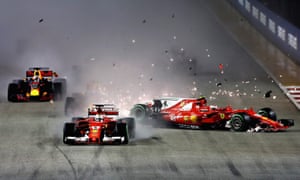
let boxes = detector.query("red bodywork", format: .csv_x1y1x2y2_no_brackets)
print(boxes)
8,67,60,102
133,97,294,132
63,104,131,145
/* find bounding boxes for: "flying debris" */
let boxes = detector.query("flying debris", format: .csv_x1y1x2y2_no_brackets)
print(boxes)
264,90,272,98
219,63,224,74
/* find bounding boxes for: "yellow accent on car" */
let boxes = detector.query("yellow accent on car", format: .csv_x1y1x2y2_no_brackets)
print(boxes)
184,116,189,121
30,89,39,96
190,115,197,123
220,113,225,119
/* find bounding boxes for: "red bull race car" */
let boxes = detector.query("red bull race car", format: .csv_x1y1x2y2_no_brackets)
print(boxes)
63,104,135,145
130,97,294,132
7,67,66,102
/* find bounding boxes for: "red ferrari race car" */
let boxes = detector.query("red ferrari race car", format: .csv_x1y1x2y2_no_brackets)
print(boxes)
7,67,67,102
130,97,294,132
63,104,135,145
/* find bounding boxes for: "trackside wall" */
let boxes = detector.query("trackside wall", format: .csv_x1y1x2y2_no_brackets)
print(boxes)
227,0,300,65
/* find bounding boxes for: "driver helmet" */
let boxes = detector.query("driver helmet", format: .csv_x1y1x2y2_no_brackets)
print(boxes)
198,96,207,106
95,114,104,122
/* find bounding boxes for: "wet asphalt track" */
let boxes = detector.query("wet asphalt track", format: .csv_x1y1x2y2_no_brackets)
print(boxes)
1,1,300,180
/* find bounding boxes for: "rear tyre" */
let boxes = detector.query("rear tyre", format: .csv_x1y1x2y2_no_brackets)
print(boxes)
119,118,135,138
117,122,129,144
230,113,250,132
130,104,151,123
257,107,277,121
63,123,75,144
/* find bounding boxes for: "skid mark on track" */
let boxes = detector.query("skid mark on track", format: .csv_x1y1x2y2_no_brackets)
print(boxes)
226,161,242,177
93,146,104,158
167,161,180,173
92,163,104,177
55,145,77,180
132,136,166,145
196,164,206,175
205,132,243,177
28,164,42,180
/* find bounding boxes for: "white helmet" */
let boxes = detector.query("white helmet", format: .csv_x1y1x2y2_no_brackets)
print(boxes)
95,114,103,121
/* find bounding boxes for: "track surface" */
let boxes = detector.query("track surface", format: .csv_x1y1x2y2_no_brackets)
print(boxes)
1,1,300,179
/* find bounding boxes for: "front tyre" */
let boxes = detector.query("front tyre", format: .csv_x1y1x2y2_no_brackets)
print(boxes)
117,122,129,144
118,118,135,139
257,107,277,121
230,113,250,132
63,123,75,144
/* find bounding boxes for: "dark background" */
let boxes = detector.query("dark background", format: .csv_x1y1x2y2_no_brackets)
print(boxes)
259,0,300,28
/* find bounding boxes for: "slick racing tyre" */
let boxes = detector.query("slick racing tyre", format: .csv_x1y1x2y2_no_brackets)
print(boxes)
130,104,150,123
63,123,75,145
7,83,18,102
118,118,135,138
230,113,250,132
257,107,277,121
117,122,129,144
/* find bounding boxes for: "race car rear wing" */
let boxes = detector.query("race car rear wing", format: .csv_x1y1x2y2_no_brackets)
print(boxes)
26,67,58,79
88,104,119,116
